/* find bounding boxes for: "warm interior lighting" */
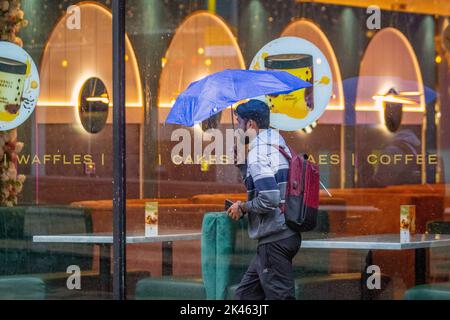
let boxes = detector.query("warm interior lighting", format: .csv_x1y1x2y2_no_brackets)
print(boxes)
281,19,345,112
372,94,417,105
355,105,425,113
37,101,142,108
356,28,425,117
39,3,143,112
158,11,245,112
366,30,375,38
159,100,203,109
393,91,422,96
372,87,421,106
304,0,450,16
436,55,442,64
86,97,110,104
326,105,345,111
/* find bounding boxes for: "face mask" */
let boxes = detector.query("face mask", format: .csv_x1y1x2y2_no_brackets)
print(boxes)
238,130,250,145
236,121,251,146
244,120,252,145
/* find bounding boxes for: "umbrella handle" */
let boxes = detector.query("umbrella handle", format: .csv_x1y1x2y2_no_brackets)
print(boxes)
231,107,235,130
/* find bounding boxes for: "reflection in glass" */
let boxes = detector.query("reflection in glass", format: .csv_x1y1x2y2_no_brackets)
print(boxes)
78,77,109,134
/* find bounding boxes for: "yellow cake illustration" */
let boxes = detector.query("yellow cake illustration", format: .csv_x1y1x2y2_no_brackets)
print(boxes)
0,57,29,122
264,54,314,120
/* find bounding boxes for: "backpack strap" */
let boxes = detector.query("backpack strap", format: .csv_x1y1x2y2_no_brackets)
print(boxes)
270,144,292,161
269,144,292,214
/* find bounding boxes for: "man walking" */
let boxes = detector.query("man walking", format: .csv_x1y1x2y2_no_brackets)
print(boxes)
227,99,301,300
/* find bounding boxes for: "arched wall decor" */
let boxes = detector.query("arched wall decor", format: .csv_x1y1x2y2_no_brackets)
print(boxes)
356,27,425,125
282,19,345,125
38,2,143,127
355,27,426,184
281,19,346,188
37,2,145,198
158,11,245,124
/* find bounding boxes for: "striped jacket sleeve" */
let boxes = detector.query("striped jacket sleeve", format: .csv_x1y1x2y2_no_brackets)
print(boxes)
243,150,281,214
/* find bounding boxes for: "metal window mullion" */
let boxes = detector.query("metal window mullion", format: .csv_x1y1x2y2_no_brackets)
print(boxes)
112,0,127,301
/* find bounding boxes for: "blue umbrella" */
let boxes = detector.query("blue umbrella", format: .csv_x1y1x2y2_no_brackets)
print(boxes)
165,69,312,127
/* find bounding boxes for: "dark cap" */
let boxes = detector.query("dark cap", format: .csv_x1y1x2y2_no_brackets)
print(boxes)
235,99,270,128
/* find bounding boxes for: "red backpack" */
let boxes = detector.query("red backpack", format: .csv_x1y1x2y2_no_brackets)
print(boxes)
274,145,320,233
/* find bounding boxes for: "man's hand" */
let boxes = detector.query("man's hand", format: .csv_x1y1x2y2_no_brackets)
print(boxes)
227,200,243,221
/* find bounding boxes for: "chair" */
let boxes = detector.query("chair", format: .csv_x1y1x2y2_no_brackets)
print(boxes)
0,277,45,300
404,283,450,300
135,277,206,300
135,211,233,300
427,221,450,282
403,221,450,300
0,205,99,299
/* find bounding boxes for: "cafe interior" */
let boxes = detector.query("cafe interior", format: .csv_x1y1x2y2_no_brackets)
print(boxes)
1,0,450,300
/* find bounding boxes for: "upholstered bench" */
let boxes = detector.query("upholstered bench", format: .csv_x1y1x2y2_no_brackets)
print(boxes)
427,221,450,282
0,205,95,299
0,276,46,300
404,283,450,300
135,277,206,300
404,220,450,300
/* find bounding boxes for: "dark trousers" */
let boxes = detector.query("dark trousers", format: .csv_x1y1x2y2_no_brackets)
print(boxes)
235,233,301,300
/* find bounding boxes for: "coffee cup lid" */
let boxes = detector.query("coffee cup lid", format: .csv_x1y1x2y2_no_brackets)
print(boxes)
0,57,27,75
264,54,313,70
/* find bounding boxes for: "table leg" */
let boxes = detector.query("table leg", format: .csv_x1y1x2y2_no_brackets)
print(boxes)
99,244,112,296
415,248,427,285
162,241,173,276
361,250,374,300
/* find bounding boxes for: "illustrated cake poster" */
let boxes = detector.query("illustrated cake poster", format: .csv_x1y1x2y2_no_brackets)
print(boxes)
0,42,40,131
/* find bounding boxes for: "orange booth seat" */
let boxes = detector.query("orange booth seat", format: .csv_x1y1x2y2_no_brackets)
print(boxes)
324,190,444,234
321,188,445,289
385,184,447,193
384,184,450,219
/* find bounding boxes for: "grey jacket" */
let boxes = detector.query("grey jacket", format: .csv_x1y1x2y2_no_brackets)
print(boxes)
238,129,297,245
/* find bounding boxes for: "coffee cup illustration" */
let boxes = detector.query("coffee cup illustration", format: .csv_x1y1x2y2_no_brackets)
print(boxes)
0,57,27,122
264,54,314,120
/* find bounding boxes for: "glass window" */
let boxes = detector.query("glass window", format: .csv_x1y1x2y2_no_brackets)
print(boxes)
1,0,449,301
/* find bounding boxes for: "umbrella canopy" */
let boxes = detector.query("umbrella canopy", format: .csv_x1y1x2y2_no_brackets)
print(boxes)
165,69,312,127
